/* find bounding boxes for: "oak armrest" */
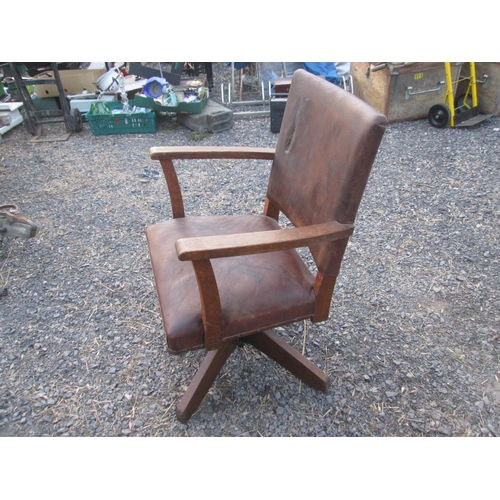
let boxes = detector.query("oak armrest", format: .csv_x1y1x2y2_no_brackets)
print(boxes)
151,146,275,219
180,220,353,350
175,221,354,261
150,146,275,161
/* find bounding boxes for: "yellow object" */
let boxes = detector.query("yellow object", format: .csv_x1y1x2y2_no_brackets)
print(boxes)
444,62,480,127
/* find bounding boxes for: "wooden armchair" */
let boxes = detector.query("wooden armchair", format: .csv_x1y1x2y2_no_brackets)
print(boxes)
146,69,387,423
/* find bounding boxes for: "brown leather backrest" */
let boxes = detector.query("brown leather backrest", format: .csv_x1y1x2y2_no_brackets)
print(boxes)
267,69,387,274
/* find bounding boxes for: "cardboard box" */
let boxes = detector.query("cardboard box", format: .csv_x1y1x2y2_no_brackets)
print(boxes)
33,68,106,98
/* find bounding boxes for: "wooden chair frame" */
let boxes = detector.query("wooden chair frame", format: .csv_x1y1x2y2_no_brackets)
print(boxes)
146,68,386,423
149,146,354,422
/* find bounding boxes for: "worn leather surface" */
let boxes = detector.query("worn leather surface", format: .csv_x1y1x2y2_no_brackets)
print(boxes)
146,215,316,353
268,69,387,275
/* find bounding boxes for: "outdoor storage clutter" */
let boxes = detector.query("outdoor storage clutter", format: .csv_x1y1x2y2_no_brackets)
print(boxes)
134,92,209,114
133,77,209,114
85,101,156,135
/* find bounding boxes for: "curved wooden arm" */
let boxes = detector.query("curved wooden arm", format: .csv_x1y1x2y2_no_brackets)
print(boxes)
151,147,275,219
159,159,185,218
175,221,354,261
150,146,275,161
185,221,354,350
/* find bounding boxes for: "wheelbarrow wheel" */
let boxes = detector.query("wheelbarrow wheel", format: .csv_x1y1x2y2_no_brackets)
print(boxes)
71,108,84,133
455,93,473,113
428,104,450,128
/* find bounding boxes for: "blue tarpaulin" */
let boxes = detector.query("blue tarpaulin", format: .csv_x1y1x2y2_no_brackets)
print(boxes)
302,63,340,86
227,62,343,86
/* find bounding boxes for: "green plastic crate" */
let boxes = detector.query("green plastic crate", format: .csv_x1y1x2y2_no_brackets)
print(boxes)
86,100,156,135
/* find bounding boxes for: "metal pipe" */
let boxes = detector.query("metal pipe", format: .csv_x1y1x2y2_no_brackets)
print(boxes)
231,63,235,102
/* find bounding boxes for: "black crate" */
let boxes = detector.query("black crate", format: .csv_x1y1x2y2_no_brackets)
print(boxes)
270,98,287,133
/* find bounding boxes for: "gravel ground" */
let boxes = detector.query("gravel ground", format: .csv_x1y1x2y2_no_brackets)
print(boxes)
1,63,499,437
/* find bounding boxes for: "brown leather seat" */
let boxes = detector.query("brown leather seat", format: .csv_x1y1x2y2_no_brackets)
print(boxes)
147,215,316,353
146,69,387,422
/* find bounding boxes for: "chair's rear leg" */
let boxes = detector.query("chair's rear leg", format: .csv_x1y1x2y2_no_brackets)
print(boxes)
243,330,329,392
176,340,237,423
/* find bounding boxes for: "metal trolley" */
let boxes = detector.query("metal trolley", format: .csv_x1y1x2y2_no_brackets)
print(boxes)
1,62,84,141
428,62,492,128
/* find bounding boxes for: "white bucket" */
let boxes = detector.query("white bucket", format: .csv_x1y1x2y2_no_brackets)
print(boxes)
96,67,122,92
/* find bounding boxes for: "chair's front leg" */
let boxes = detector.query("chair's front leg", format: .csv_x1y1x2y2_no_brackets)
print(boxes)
176,340,237,423
191,259,223,351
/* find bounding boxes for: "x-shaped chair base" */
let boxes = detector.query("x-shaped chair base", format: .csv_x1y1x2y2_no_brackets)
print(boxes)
176,329,330,423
